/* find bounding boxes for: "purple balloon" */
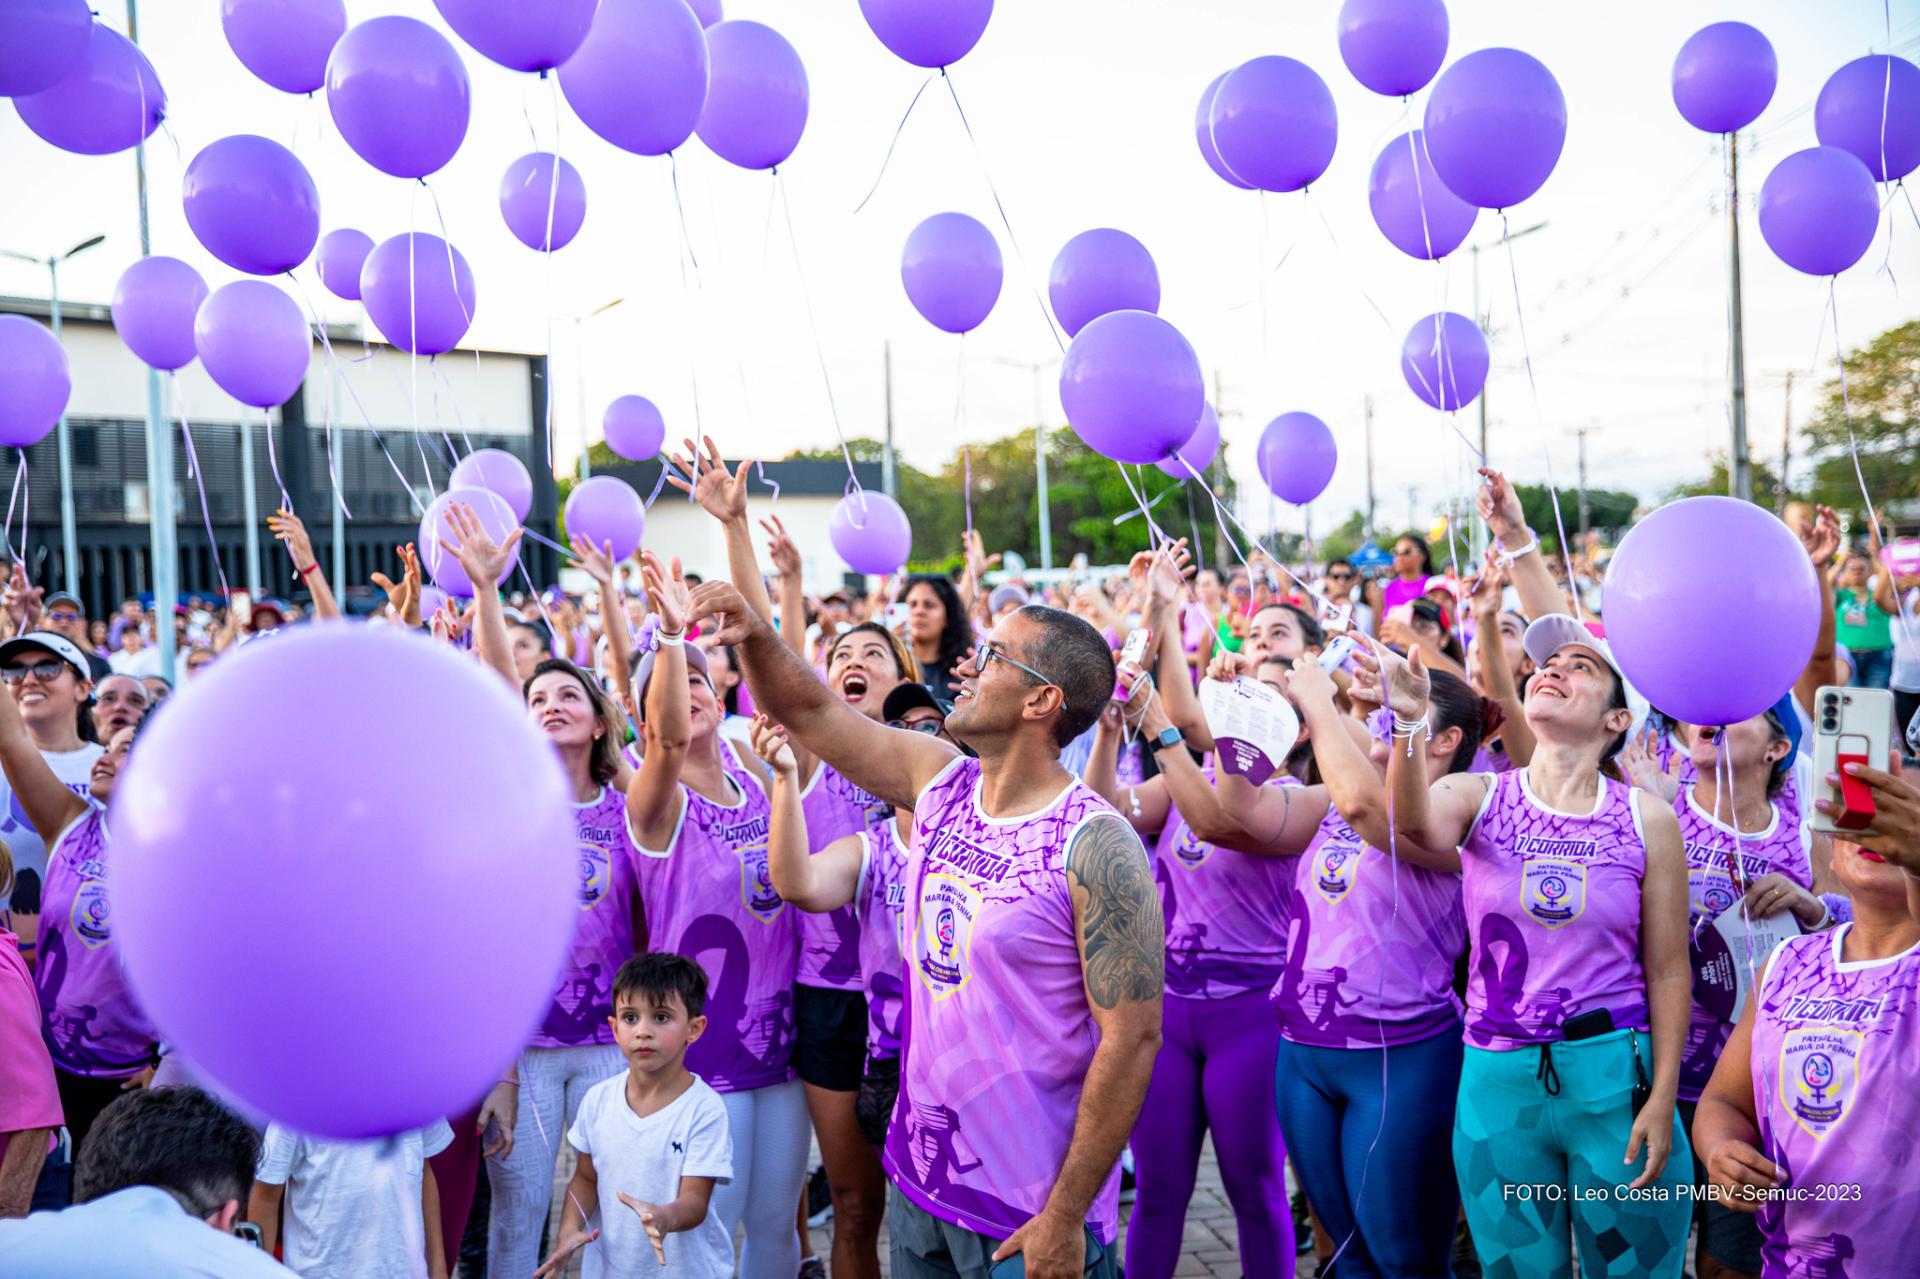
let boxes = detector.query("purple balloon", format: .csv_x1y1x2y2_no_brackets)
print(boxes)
0,315,70,448
432,0,598,74
829,491,912,576
360,233,477,356
500,153,587,253
687,0,723,28
1423,47,1566,209
857,0,992,69
1400,312,1488,411
417,584,449,620
1156,401,1220,479
1257,412,1337,506
1370,129,1476,260
316,228,373,301
194,281,310,409
1603,497,1818,725
564,477,647,563
1210,56,1338,194
325,16,470,179
115,625,576,1139
1048,229,1160,340
1337,0,1448,97
697,20,808,171
1816,55,1920,182
1758,146,1880,277
14,21,165,156
182,135,321,276
451,449,533,523
559,0,709,158
221,0,346,95
901,213,1001,334
420,487,521,596
1671,22,1776,135
0,0,93,97
603,395,666,461
1060,310,1204,466
1195,73,1254,190
112,257,210,372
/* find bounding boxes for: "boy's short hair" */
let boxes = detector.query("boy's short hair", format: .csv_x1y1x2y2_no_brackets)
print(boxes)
613,952,708,1019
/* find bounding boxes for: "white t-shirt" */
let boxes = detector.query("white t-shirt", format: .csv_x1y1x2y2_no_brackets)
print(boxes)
567,1072,733,1279
255,1120,454,1279
107,647,163,678
0,742,106,905
0,1185,293,1277
1890,588,1920,693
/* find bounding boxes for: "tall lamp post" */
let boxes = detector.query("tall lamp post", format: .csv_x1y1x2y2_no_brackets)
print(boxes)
992,355,1060,572
1,235,107,599
1467,220,1548,560
573,296,625,481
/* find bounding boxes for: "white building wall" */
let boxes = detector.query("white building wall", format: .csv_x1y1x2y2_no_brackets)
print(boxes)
635,492,860,597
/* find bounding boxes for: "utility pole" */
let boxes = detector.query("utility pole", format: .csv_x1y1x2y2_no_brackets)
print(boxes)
1031,361,1051,572
882,341,897,500
1363,394,1376,538
1406,484,1419,534
1778,370,1793,512
1728,134,1753,502
1573,427,1591,540
128,0,177,681
1466,221,1546,558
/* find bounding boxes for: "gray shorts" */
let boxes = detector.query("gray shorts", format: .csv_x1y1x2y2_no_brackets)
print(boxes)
886,1183,1117,1279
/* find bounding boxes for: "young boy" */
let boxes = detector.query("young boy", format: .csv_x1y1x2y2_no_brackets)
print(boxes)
537,953,733,1279
248,1118,452,1279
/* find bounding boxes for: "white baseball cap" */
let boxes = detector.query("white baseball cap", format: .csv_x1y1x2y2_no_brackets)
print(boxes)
1521,615,1649,738
0,631,93,683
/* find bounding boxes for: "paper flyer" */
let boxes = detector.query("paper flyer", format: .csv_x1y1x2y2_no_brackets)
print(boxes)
1199,676,1300,785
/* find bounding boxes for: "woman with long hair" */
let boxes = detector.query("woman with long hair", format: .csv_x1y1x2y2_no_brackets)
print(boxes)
902,574,972,701
1366,534,1436,627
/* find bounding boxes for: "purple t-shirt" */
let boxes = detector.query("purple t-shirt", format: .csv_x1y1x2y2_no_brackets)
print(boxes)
630,744,797,1093
1273,810,1464,1048
886,757,1125,1245
531,785,642,1049
35,805,157,1077
1459,770,1651,1049
1149,763,1292,1000
855,820,912,1061
1752,928,1920,1276
797,764,890,992
1381,576,1432,616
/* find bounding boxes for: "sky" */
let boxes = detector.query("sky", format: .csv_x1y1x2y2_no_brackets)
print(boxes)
3,0,1918,548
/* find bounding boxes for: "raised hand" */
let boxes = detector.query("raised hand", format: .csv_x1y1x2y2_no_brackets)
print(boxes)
1358,635,1428,720
429,598,474,645
1,561,43,633
568,533,619,589
1476,467,1527,545
1204,647,1247,684
1618,726,1681,803
640,549,690,634
440,502,523,592
666,435,751,525
749,712,798,776
534,1225,601,1278
687,580,759,647
616,1192,671,1266
267,507,317,571
1465,554,1507,618
963,527,1001,582
1799,504,1842,571
1284,653,1337,708
371,544,422,626
762,513,802,578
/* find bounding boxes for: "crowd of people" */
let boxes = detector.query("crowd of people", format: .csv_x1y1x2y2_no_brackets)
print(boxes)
0,448,1916,1279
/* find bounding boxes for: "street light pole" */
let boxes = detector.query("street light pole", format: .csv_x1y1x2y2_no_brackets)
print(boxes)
992,356,1059,571
1727,134,1753,503
1467,221,1547,559
573,296,624,481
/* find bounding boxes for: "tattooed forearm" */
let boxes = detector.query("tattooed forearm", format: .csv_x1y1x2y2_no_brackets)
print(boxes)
1068,815,1165,1009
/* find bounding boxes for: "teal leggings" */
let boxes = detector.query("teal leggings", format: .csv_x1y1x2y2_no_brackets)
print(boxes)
1453,1029,1691,1278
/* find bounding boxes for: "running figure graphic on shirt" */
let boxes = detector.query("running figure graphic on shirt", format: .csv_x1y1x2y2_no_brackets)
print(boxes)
541,962,607,1043
903,1100,984,1196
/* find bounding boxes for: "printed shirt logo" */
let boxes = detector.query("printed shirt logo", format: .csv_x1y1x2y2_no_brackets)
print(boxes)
1689,864,1739,921
1172,823,1212,870
577,841,610,910
71,879,111,949
914,873,981,1001
1313,841,1362,904
737,842,785,923
1779,1026,1862,1138
1521,858,1587,929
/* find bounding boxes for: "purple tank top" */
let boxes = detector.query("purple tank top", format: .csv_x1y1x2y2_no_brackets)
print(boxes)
856,819,912,1061
629,744,797,1092
531,786,642,1050
1149,761,1292,1000
1751,928,1920,1276
1459,769,1651,1049
1674,781,1813,1101
35,806,157,1076
885,757,1125,1244
797,764,890,992
1274,810,1465,1048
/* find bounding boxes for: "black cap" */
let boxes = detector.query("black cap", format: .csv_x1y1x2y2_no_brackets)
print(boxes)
882,683,953,724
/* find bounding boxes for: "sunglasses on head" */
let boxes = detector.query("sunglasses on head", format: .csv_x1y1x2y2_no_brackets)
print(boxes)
2,660,70,684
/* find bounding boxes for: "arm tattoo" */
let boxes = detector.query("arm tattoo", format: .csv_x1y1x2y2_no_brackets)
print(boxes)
1067,815,1165,1010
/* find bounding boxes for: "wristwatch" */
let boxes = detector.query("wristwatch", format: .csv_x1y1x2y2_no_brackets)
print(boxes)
1149,725,1184,753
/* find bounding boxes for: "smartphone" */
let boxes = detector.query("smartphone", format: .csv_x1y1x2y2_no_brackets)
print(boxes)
1318,633,1357,672
884,602,909,632
233,1222,265,1250
1809,685,1894,836
1113,628,1153,702
231,590,253,627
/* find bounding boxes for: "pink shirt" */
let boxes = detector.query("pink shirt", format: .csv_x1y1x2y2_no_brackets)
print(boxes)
0,929,60,1134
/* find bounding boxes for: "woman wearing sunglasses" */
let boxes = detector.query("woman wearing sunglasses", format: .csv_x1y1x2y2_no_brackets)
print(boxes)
1365,535,1435,632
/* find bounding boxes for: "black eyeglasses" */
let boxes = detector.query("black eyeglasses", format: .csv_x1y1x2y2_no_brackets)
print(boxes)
971,640,1055,686
2,660,70,685
1326,570,1355,581
889,718,945,735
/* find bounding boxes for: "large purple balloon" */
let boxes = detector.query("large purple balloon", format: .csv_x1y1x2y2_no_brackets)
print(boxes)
194,281,310,409
316,228,373,301
112,257,209,373
451,449,533,523
1758,146,1879,277
1369,130,1477,260
360,233,477,356
1257,413,1336,505
1337,0,1448,97
857,0,992,69
432,0,598,74
1156,401,1220,480
1604,497,1818,725
14,21,165,156
1194,73,1254,190
559,0,709,158
0,0,93,97
500,153,586,253
325,16,470,179
1423,48,1566,209
115,625,576,1139
0,315,70,448
697,21,808,171
1049,229,1160,340
1816,55,1920,183
687,0,722,27
1671,22,1776,135
1060,310,1204,466
182,135,321,276
565,477,646,563
420,487,521,596
901,213,1002,334
829,491,912,575
604,396,666,461
1400,312,1488,411
221,0,346,95
1209,56,1338,193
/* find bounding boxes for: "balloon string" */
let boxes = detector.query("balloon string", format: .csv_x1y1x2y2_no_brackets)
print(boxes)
1184,482,1206,572
2,454,24,599
668,166,705,500
408,183,420,437
1404,110,1439,262
773,169,860,494
544,77,562,478
1175,453,1336,620
419,178,484,396
260,405,292,512
953,333,972,541
521,527,571,557
172,376,232,604
1109,480,1179,526
754,459,781,509
1829,282,1919,658
645,458,682,510
428,358,477,458
668,150,702,275
853,71,940,214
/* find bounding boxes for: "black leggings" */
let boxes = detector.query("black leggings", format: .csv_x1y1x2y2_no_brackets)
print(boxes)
54,1070,128,1173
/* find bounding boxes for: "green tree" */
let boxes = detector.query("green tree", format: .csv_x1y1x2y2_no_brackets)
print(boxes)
1515,483,1637,551
1664,452,1785,505
1803,319,1919,521
1318,510,1369,564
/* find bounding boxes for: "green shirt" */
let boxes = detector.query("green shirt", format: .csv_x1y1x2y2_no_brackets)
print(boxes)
1836,587,1892,651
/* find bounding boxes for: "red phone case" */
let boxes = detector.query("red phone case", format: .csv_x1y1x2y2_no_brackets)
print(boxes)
1835,750,1876,830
